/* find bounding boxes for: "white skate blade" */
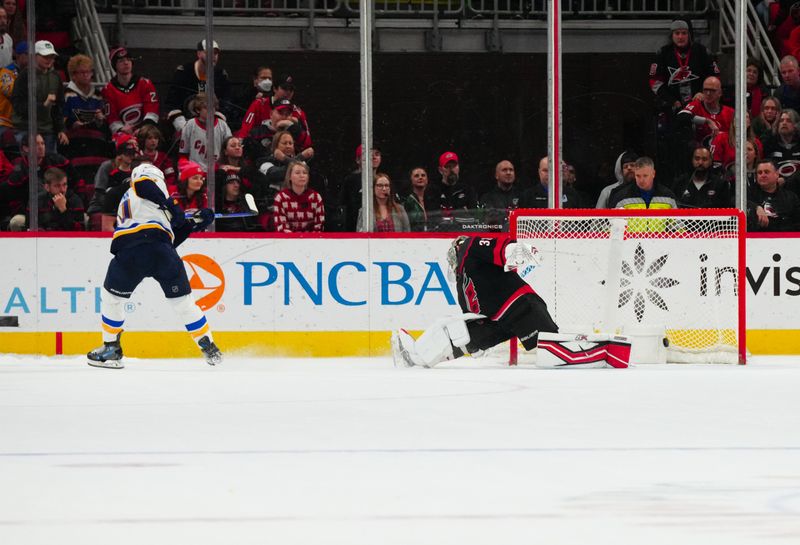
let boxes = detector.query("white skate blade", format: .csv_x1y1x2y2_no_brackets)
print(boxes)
87,359,124,369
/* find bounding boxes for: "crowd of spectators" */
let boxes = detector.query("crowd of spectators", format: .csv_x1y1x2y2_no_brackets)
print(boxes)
3,5,800,233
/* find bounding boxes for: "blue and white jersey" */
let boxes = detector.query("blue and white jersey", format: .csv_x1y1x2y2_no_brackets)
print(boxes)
110,166,175,253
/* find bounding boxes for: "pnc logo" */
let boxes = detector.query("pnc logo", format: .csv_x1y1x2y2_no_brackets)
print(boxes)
182,254,225,311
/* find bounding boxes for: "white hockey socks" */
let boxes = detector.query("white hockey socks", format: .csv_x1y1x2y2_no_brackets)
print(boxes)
168,294,215,346
536,333,631,369
100,289,127,343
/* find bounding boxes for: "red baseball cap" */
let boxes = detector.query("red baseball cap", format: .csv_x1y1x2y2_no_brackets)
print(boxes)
439,151,459,168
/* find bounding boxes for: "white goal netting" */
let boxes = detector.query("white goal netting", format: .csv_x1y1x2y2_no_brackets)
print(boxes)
507,209,746,365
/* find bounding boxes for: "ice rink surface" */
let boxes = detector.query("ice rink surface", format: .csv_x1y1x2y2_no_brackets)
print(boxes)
1,354,799,545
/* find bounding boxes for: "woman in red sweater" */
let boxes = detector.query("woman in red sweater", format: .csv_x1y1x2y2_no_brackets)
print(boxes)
272,160,324,232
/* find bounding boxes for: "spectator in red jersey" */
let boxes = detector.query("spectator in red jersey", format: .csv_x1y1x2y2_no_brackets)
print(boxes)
102,47,160,137
172,160,208,212
34,167,84,231
232,65,272,130
137,125,176,194
776,2,800,57
677,76,735,150
165,39,232,134
87,133,138,230
3,0,25,48
272,160,324,232
1,133,70,229
11,40,66,153
357,172,409,232
62,53,110,208
753,96,782,141
271,74,312,141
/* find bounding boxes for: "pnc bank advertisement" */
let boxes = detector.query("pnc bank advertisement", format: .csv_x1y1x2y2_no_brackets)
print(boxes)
0,234,799,356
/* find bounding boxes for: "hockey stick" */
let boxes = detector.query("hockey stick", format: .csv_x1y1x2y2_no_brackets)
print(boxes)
186,193,259,219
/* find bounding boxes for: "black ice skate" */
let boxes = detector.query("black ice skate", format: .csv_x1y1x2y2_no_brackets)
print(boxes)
198,336,222,366
87,333,124,369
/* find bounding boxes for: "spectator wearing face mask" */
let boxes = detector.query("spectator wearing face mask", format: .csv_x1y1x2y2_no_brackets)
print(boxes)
231,65,272,131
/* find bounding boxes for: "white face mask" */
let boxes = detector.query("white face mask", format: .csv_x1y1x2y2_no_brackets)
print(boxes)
257,78,272,93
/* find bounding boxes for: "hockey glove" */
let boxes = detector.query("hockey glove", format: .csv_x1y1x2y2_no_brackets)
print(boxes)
503,242,541,273
189,208,215,232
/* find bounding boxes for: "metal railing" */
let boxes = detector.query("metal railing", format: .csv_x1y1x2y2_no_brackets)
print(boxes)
75,0,114,85
714,0,780,87
95,0,711,17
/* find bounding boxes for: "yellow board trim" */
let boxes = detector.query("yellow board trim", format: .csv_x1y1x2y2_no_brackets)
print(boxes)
0,330,797,358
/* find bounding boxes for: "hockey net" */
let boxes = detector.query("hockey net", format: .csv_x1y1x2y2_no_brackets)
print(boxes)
502,209,746,365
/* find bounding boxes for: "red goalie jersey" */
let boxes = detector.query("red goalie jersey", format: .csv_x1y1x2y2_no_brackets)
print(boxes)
102,75,160,134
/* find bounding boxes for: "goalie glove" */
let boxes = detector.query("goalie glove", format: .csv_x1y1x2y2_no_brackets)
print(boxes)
503,242,541,273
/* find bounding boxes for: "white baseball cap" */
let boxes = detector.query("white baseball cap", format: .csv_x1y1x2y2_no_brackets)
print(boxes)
196,39,220,52
34,40,58,57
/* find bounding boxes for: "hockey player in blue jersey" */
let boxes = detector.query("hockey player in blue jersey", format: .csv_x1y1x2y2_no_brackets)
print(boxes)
87,163,222,368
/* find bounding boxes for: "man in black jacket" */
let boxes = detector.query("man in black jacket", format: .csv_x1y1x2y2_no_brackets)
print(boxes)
672,146,731,208
748,158,800,232
478,160,524,231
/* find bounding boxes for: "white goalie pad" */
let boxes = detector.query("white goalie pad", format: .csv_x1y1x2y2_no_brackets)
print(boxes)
536,333,631,369
393,314,485,369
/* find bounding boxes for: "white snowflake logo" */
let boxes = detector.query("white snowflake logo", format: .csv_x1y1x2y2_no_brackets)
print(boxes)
618,243,680,322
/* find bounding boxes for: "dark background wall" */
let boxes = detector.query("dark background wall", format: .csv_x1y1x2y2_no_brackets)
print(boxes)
136,49,656,201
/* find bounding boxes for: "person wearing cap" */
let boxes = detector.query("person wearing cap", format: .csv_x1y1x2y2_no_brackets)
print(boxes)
11,40,67,153
520,156,580,209
271,74,311,137
102,46,160,136
478,160,524,231
242,98,312,163
6,39,26,73
62,54,109,208
215,170,258,233
428,151,478,230
178,92,232,170
0,7,12,68
596,150,638,208
172,160,208,212
650,17,720,184
165,38,231,133
87,133,139,230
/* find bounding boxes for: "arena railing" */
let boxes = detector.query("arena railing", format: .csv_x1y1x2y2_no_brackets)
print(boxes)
95,0,711,18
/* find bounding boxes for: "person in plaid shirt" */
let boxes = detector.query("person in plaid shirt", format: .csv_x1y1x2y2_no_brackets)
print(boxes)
272,160,324,232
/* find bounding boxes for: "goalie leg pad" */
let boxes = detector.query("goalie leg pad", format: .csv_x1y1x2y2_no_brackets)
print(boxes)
536,333,630,369
414,316,474,368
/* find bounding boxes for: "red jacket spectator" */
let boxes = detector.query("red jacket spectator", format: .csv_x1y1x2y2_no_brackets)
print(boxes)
102,47,160,136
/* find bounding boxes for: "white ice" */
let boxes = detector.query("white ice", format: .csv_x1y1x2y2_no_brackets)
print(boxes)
1,354,799,545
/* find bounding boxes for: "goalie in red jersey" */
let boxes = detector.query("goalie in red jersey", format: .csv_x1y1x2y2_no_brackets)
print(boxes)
391,235,631,369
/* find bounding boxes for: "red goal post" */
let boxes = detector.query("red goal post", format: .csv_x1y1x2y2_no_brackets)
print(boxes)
508,208,747,365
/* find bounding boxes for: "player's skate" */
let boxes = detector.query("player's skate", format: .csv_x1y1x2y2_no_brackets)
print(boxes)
198,336,222,366
391,329,420,368
87,333,124,369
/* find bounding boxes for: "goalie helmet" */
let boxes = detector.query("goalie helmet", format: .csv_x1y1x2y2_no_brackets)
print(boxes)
131,163,165,186
446,236,469,280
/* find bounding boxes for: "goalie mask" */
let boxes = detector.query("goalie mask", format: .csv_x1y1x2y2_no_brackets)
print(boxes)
446,236,469,281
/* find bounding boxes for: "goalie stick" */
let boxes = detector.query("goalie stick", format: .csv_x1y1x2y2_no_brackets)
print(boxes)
186,193,259,219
